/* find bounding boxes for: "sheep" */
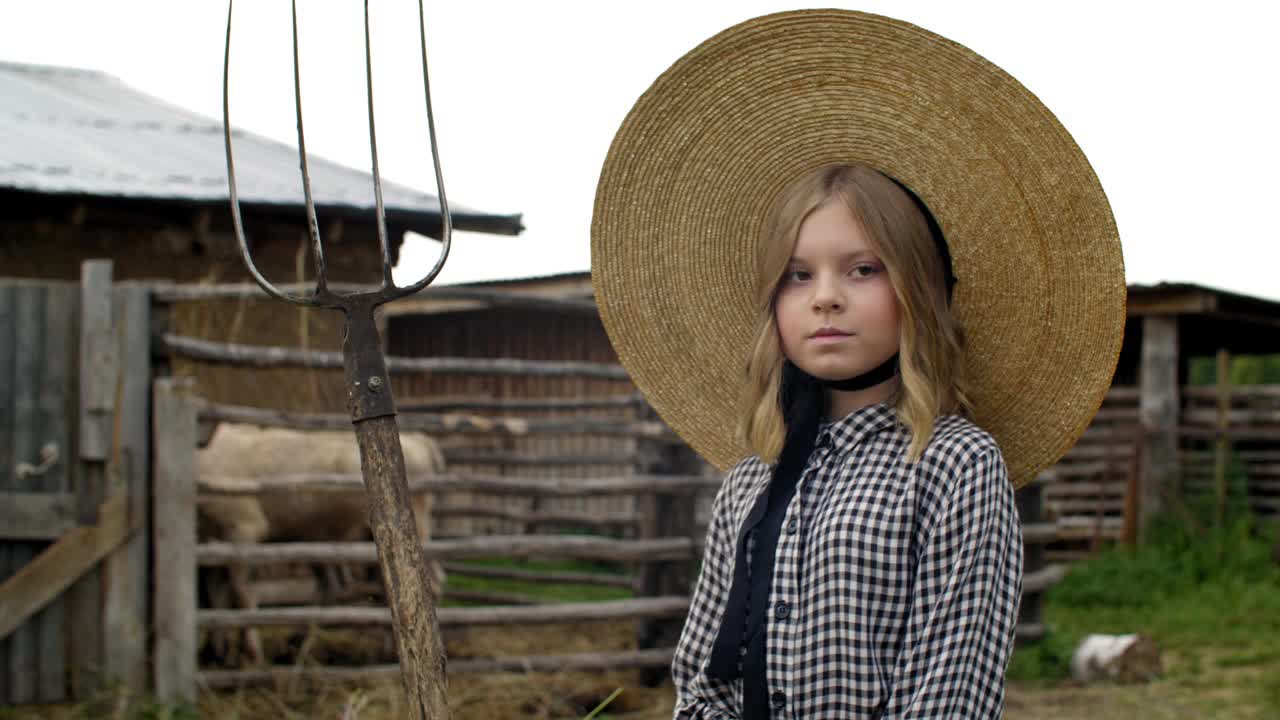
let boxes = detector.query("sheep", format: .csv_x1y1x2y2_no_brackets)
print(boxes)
195,423,445,664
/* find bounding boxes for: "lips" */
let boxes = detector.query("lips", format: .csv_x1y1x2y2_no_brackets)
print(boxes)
810,328,852,338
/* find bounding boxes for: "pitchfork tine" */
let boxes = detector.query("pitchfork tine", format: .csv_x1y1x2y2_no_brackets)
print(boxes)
224,0,452,305
362,0,394,287
399,0,453,294
291,0,328,294
223,0,304,305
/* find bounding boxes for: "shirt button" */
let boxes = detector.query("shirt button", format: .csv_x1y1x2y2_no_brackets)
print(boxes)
774,601,790,620
771,690,787,709
785,518,799,534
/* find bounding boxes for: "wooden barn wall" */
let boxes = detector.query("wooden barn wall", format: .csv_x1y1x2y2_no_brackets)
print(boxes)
2,207,395,414
0,280,78,703
387,308,639,538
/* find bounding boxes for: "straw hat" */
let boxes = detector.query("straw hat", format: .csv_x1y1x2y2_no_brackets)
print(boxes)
590,9,1125,487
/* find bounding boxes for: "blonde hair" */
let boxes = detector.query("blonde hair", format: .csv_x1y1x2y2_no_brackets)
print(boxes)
739,163,972,463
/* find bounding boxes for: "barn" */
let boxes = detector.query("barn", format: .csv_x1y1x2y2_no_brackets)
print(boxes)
0,59,520,705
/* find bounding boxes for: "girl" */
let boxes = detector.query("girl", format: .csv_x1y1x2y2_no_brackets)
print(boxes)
588,9,1125,720
670,163,1022,718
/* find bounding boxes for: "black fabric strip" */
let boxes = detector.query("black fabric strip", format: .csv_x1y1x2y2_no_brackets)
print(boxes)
706,363,825,717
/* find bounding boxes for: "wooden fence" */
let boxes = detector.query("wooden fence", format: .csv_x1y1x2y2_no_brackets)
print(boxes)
151,378,716,696
1040,377,1280,560
150,334,1062,697
0,270,1068,704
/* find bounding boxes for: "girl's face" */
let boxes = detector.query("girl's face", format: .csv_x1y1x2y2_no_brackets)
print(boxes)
774,199,901,383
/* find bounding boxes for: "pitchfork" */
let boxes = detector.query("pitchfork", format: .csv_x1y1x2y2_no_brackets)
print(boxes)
223,1,450,717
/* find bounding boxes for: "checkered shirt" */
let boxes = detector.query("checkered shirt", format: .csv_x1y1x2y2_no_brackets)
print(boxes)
671,401,1023,719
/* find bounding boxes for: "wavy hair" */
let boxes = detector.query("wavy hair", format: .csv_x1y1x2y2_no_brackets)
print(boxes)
739,163,971,463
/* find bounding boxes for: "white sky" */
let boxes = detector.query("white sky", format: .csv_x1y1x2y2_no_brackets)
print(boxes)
3,1,1278,298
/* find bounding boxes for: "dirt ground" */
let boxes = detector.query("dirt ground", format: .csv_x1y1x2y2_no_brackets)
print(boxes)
3,620,1272,719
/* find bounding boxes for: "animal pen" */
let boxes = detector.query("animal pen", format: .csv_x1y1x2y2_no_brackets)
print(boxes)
0,261,1075,705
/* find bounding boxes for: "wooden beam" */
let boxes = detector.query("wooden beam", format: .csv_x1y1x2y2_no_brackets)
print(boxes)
199,648,676,688
0,492,77,540
197,401,673,439
1138,316,1179,543
397,393,645,412
196,472,721,497
196,536,695,566
151,379,198,703
152,283,599,315
161,334,629,380
197,595,690,629
1126,288,1217,317
0,494,131,641
100,283,152,691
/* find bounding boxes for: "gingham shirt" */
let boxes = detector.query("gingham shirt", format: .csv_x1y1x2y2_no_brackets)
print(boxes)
672,401,1023,719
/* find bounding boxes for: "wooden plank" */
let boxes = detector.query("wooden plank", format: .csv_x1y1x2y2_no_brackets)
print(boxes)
0,542,7,704
196,471,720,497
0,492,78,540
151,379,198,703
153,282,599,316
100,284,151,691
444,450,639,467
78,262,114,462
1020,522,1058,545
69,266,109,700
0,494,131,642
1182,384,1280,401
0,281,13,704
398,392,644,412
199,401,676,440
162,333,630,379
1184,408,1280,425
197,536,695,566
5,282,42,703
198,595,690,629
199,648,676,688
1022,564,1067,594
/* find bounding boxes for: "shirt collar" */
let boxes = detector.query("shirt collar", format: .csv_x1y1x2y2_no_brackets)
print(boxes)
818,401,898,453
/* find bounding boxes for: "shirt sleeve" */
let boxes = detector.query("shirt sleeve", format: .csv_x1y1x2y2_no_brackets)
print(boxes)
883,446,1023,719
671,467,744,719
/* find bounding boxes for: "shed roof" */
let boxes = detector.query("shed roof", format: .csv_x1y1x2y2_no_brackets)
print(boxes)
1127,282,1280,356
0,61,522,237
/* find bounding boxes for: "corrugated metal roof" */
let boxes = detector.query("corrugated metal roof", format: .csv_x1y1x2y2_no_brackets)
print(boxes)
0,61,522,236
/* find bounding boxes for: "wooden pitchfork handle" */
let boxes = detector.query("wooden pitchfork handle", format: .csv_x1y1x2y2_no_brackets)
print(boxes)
222,2,451,717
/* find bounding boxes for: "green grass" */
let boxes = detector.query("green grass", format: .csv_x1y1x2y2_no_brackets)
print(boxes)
1008,510,1280,717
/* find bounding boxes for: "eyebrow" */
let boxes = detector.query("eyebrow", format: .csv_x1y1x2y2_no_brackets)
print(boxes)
788,249,879,265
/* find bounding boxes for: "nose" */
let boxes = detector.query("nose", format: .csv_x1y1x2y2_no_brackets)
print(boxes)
811,271,843,312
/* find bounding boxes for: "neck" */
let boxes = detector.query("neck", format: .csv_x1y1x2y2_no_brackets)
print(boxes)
827,375,898,421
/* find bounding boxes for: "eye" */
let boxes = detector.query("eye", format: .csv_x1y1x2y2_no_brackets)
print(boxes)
849,263,880,278
783,269,811,283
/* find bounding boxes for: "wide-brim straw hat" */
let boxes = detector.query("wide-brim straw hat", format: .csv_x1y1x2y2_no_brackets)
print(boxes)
590,9,1125,487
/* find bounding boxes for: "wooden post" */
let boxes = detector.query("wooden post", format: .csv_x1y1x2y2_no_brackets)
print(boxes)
67,260,114,698
1214,349,1231,529
152,378,198,702
634,420,699,687
1138,316,1179,544
99,282,152,691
